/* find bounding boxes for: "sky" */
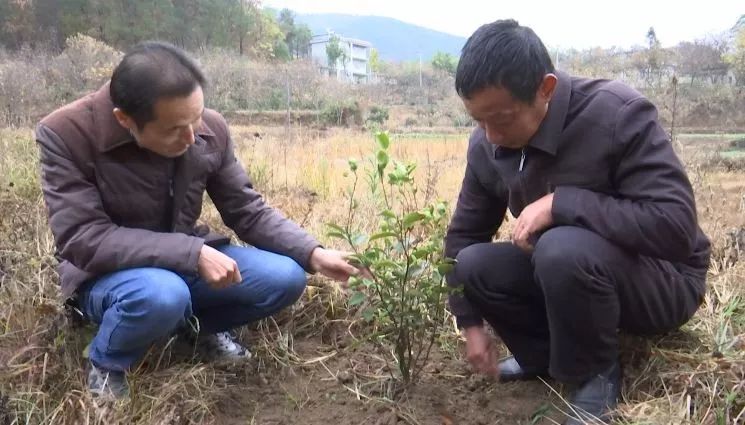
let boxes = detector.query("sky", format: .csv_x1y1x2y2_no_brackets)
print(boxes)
263,0,743,50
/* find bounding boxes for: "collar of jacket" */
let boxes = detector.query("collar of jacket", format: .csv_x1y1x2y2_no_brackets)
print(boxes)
492,69,572,158
90,82,216,153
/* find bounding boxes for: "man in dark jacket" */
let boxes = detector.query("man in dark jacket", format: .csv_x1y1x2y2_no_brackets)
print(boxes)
445,20,710,424
37,41,361,400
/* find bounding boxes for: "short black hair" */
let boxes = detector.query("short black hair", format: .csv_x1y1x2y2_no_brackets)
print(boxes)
110,41,206,129
455,20,554,103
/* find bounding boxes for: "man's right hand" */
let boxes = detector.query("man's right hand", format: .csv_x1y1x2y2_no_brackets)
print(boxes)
197,245,242,289
463,325,500,378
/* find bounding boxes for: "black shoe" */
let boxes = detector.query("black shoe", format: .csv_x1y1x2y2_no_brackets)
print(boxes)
564,361,621,425
497,356,548,382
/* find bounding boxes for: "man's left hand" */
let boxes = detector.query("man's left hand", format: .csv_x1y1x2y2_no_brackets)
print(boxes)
512,193,555,252
309,247,368,286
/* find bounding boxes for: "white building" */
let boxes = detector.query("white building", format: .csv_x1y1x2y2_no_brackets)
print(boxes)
310,33,372,83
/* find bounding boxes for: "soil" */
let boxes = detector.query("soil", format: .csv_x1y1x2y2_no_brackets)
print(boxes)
212,337,565,425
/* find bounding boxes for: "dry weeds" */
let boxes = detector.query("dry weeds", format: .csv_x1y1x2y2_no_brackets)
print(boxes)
0,127,742,424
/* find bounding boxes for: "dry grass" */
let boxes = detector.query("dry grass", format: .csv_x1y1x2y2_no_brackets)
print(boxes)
0,126,743,424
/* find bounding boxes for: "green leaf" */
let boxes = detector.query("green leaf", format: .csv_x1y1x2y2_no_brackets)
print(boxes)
376,131,390,149
347,276,363,288
348,158,358,172
347,254,368,267
348,291,366,306
436,258,457,275
369,231,397,242
327,231,346,240
437,262,455,275
376,149,389,171
380,210,396,220
363,250,381,262
403,212,427,228
374,259,399,270
412,248,430,259
362,308,375,321
326,223,346,233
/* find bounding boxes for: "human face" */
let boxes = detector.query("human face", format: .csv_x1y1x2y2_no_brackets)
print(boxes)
114,86,204,158
462,74,557,149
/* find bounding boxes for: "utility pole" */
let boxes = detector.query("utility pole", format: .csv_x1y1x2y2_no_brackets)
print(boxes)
284,70,291,190
419,52,423,87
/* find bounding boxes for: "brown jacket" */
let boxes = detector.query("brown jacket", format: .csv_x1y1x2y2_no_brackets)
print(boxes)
37,84,321,297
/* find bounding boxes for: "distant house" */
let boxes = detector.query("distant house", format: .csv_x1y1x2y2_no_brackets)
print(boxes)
309,33,372,83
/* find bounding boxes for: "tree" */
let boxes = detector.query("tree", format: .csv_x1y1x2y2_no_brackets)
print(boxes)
276,8,310,59
277,8,295,54
646,27,662,80
34,0,64,50
675,38,729,85
726,28,745,85
0,0,35,49
632,26,672,86
0,0,296,58
369,48,381,73
325,34,347,75
431,51,457,76
291,24,311,59
226,0,259,56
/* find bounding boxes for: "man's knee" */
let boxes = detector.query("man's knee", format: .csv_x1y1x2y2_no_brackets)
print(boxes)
244,255,307,309
454,243,495,296
126,269,192,327
532,226,605,291
274,258,307,304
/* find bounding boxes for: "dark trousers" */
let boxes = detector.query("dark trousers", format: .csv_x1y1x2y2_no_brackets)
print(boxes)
454,226,706,383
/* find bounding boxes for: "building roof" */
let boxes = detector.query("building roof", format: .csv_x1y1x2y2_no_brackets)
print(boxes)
310,33,372,48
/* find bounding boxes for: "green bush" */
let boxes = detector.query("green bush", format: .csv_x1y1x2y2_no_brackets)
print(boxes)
327,131,454,387
365,105,389,126
319,100,363,126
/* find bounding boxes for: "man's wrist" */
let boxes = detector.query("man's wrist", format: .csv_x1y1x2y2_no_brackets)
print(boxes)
308,246,321,271
456,315,484,329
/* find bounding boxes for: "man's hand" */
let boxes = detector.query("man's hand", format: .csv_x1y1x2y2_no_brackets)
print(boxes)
463,326,500,378
197,245,242,289
309,247,368,286
512,193,554,252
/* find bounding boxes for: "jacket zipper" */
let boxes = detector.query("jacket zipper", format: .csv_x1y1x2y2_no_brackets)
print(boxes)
516,147,529,208
518,148,526,172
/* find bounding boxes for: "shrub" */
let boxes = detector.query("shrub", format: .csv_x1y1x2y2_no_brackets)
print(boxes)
365,105,389,126
327,131,454,387
319,100,362,126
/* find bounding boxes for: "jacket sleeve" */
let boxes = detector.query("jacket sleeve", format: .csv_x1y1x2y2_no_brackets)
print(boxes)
552,97,698,262
206,124,321,271
37,124,204,275
445,145,508,328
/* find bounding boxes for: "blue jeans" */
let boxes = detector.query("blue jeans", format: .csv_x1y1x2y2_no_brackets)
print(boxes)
76,245,307,372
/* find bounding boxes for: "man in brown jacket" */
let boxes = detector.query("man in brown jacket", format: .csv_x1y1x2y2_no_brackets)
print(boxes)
446,20,710,424
37,42,360,399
